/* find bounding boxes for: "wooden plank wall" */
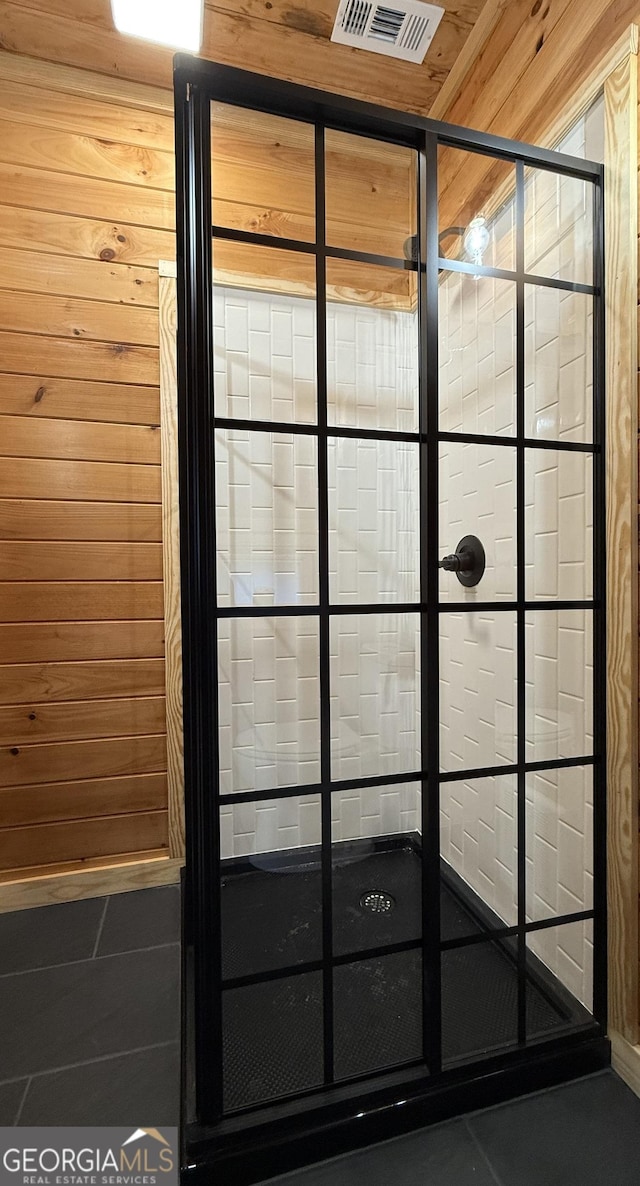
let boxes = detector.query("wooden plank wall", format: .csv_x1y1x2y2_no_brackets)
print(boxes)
637,75,640,1028
0,56,175,881
0,51,417,893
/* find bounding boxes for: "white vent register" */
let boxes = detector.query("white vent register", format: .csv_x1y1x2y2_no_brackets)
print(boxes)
331,0,444,63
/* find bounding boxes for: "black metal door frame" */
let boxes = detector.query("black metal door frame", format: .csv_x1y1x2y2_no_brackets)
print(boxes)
175,54,608,1182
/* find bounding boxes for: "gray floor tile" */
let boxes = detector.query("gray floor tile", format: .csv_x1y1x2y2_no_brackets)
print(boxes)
97,887,181,956
468,1070,640,1186
19,1043,179,1127
0,944,180,1079
0,1079,28,1125
0,898,105,974
268,1120,497,1186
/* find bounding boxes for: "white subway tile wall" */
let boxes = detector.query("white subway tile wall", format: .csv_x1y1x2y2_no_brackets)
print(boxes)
330,614,421,781
439,610,519,774
524,608,594,762
525,286,593,442
439,440,517,602
525,449,593,600
438,274,516,437
329,437,420,604
326,298,418,432
331,783,420,842
220,794,322,861
213,285,317,423
440,775,518,929
527,920,594,1017
526,765,593,922
218,615,321,799
216,429,319,607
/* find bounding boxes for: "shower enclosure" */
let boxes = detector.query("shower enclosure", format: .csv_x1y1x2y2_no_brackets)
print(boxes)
175,56,607,1184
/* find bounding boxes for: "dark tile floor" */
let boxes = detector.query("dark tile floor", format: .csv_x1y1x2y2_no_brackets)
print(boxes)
271,1072,640,1186
0,884,180,1125
1,885,640,1186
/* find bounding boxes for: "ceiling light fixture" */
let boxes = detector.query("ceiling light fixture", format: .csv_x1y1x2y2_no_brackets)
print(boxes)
110,0,204,51
463,214,490,268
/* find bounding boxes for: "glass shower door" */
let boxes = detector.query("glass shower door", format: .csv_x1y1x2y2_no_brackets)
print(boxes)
436,139,600,1067
175,62,605,1160
209,107,429,1109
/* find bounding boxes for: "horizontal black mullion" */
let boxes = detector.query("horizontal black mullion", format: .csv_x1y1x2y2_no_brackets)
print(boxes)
215,416,318,437
214,416,421,444
439,600,596,614
328,424,421,443
437,255,596,296
217,604,319,618
215,418,596,453
217,602,423,618
440,762,518,784
525,909,594,935
440,925,518,952
222,938,423,990
222,960,323,990
211,223,416,272
332,602,421,615
219,768,423,806
433,131,600,179
325,244,416,271
438,429,597,454
439,601,517,614
440,910,594,953
522,437,598,454
523,271,597,296
525,754,596,774
218,759,596,807
438,257,516,283
524,600,596,612
439,754,596,785
212,224,314,255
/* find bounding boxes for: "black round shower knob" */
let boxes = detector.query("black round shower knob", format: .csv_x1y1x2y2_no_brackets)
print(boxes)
439,535,486,587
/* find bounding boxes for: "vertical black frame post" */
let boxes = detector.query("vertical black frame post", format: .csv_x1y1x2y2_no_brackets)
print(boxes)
175,79,222,1121
315,123,335,1085
515,159,527,1046
420,131,442,1072
591,167,608,1028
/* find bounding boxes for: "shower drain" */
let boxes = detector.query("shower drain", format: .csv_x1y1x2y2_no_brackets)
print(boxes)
359,890,396,914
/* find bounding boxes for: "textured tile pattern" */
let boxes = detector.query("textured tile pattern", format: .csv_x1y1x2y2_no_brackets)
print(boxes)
437,113,596,1004
218,615,321,802
213,287,317,424
326,300,418,432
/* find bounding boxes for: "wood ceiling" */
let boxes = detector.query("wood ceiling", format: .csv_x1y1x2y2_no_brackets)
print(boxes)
0,0,496,112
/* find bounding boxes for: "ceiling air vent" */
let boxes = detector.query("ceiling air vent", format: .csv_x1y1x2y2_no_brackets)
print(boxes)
331,0,444,63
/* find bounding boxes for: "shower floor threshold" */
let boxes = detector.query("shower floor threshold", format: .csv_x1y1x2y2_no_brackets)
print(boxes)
181,836,606,1183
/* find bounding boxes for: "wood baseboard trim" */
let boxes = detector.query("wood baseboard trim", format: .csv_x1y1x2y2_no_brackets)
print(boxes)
610,1030,640,1096
0,854,183,914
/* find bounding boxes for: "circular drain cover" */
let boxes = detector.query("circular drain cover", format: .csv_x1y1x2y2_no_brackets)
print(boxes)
359,890,396,914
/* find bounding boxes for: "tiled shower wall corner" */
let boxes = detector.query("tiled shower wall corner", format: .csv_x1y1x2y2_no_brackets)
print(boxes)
438,102,600,1008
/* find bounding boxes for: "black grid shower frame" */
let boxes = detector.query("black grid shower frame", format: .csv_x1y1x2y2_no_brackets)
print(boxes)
175,57,606,1131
